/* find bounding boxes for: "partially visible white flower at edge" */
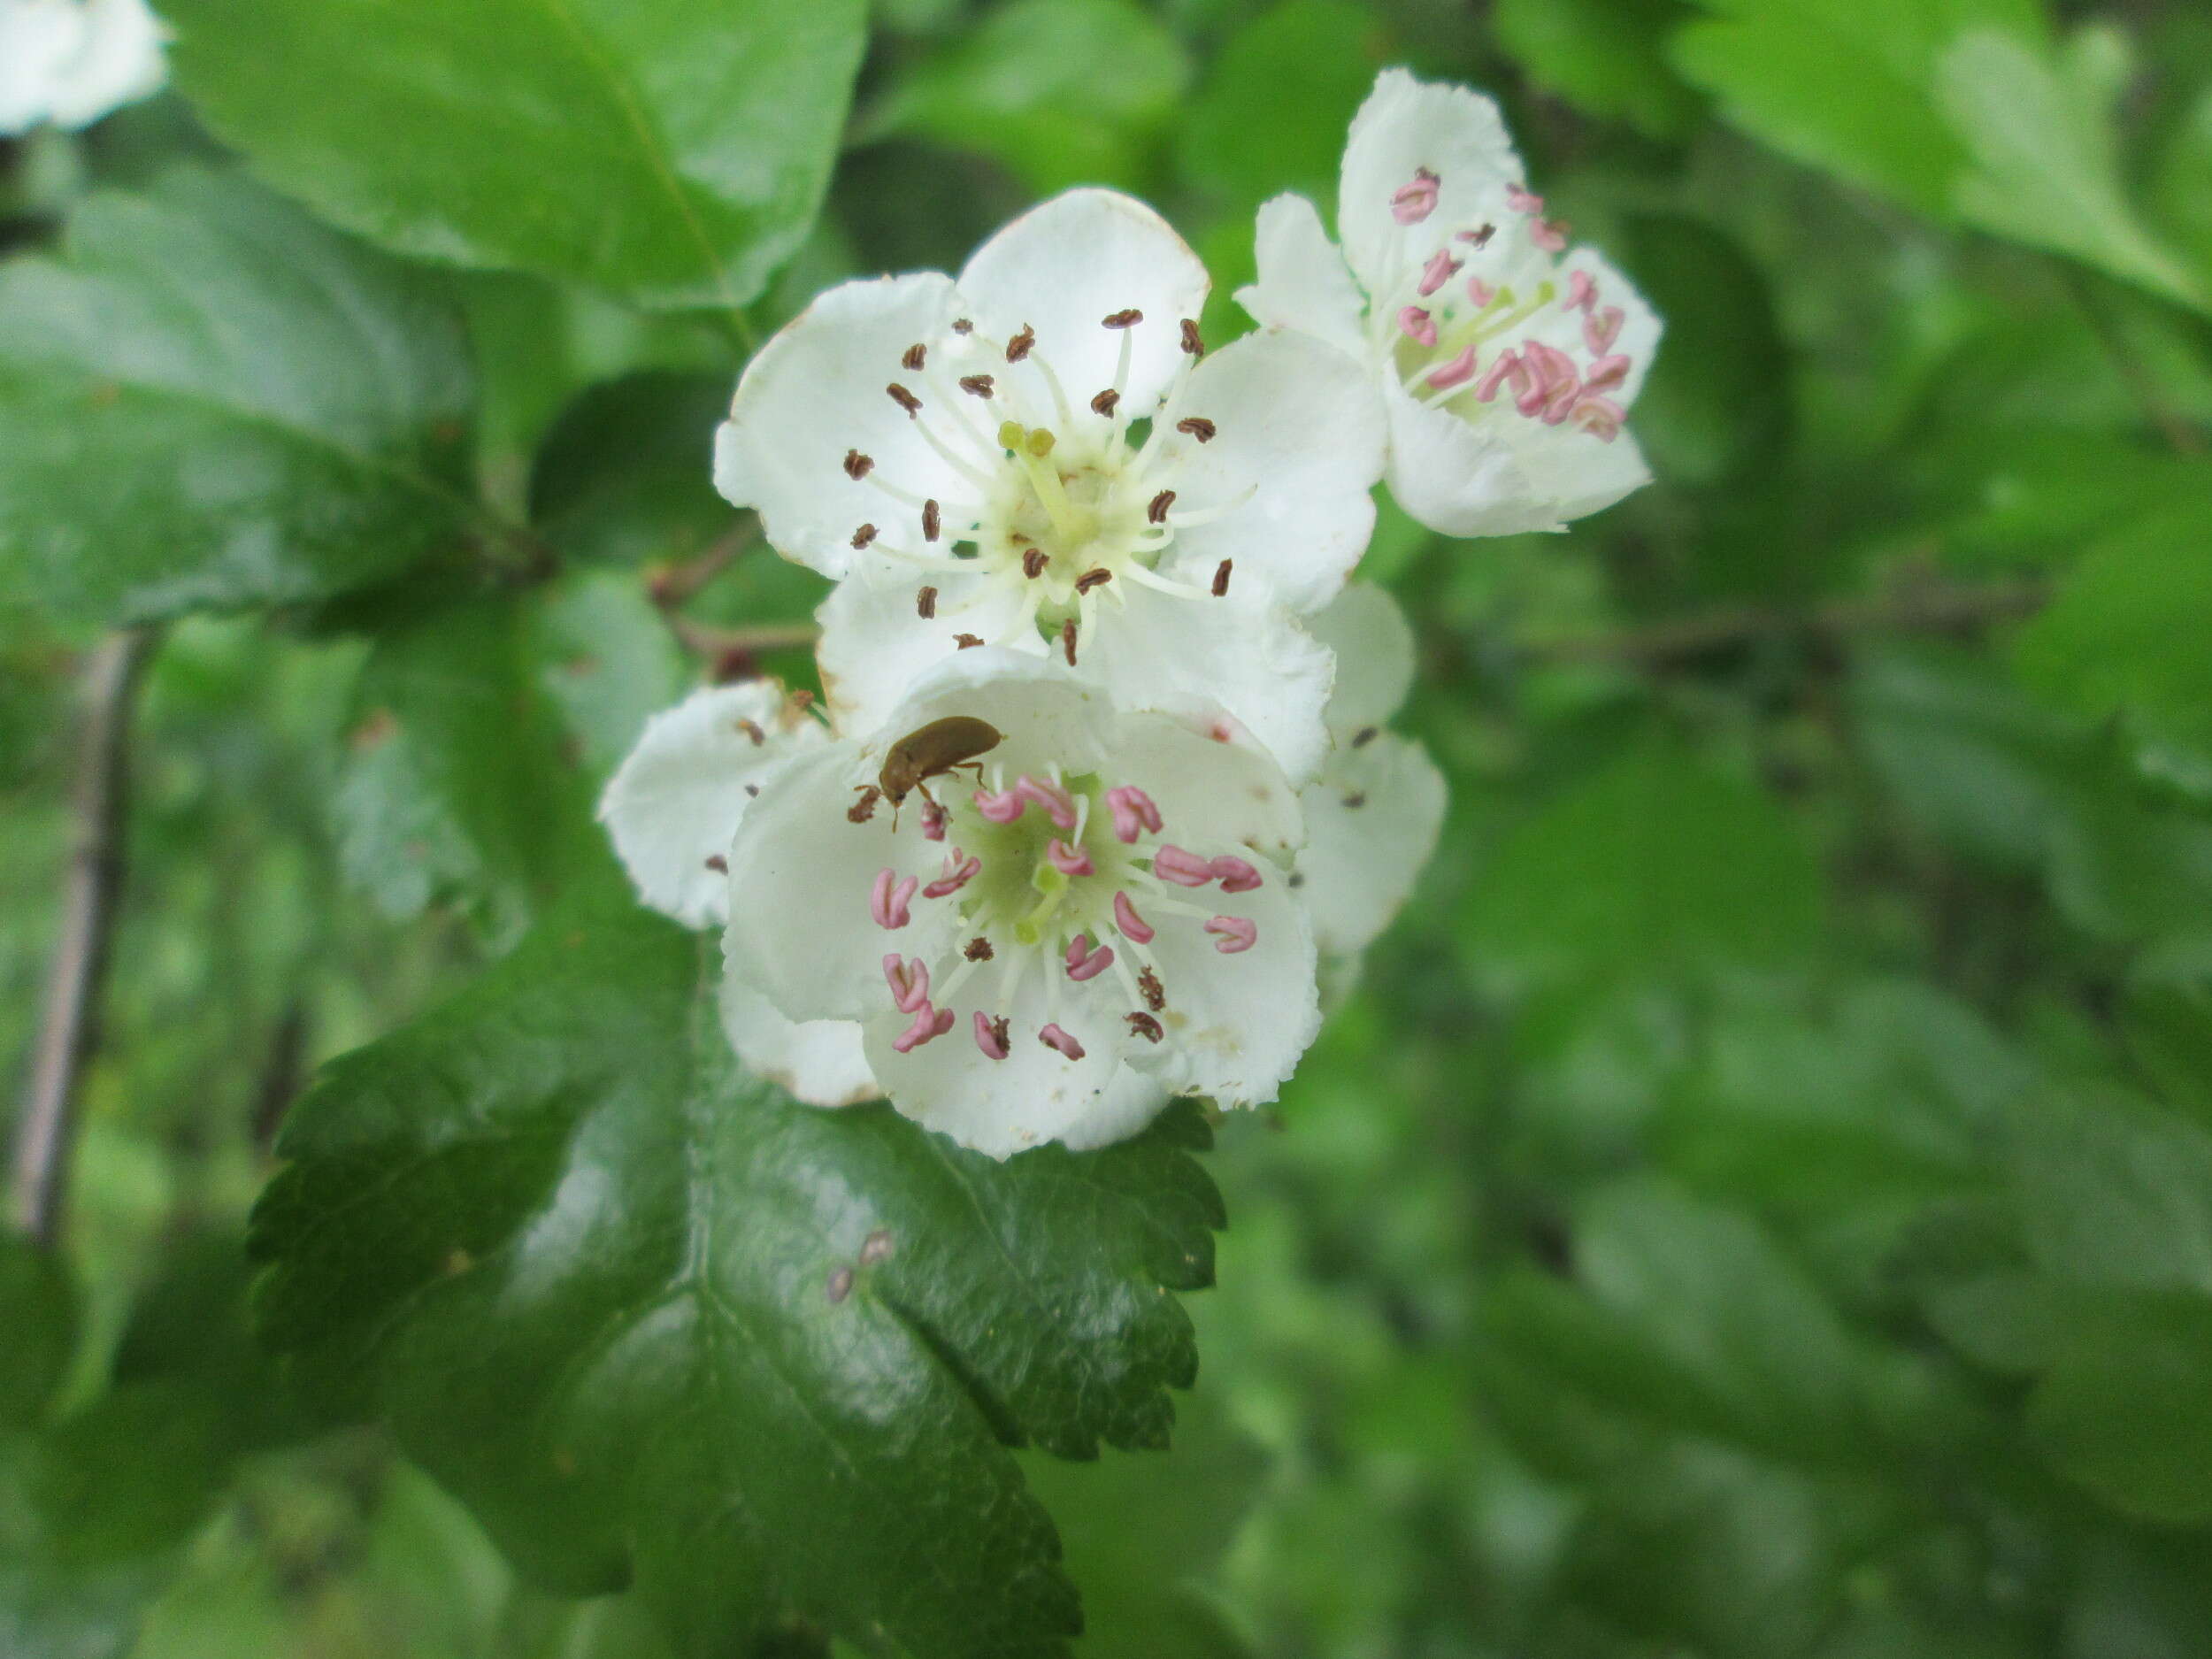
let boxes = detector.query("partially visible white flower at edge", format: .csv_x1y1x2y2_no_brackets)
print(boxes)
602,653,1329,1158
1295,582,1448,998
713,187,1388,787
0,0,165,137
1238,68,1663,539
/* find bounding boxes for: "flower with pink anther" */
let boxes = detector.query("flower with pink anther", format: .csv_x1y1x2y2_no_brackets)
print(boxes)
598,681,877,1109
713,187,1388,785
719,649,1321,1157
1237,68,1663,538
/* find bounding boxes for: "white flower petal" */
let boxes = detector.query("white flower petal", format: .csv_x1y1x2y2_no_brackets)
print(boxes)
1056,1063,1186,1152
1235,193,1369,358
597,682,822,929
1104,710,1304,864
1082,582,1334,787
955,188,1210,418
1295,733,1446,960
1378,373,1544,537
43,0,163,129
1338,68,1525,296
0,2,85,134
718,978,878,1108
861,958,1141,1159
1307,582,1416,741
1156,328,1386,617
816,565,1041,741
714,273,968,579
1136,873,1318,1108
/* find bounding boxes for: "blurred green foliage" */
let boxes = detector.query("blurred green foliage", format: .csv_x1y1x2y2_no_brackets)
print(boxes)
4,0,2212,1654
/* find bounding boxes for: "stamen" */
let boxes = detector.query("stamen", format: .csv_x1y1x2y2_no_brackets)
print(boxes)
916,585,937,618
1148,489,1176,524
1112,889,1155,942
956,633,984,649
852,523,878,549
1090,388,1120,418
1039,1023,1086,1061
1175,417,1217,442
1457,223,1496,249
1075,567,1111,595
1584,355,1630,395
871,868,918,929
1125,1011,1164,1043
1180,319,1205,357
902,343,927,371
843,449,874,480
1398,306,1439,348
1417,250,1462,297
1505,183,1542,214
952,318,973,334
894,1002,955,1053
965,936,995,961
1062,618,1078,666
1205,916,1258,954
922,499,941,541
1048,838,1094,878
736,719,766,745
705,854,727,872
975,787,1025,824
1532,218,1569,253
1102,309,1142,329
1563,270,1597,313
973,1011,1010,1060
1006,325,1036,363
924,849,979,898
1064,934,1114,981
1210,856,1263,893
1105,787,1162,841
1473,349,1524,403
1012,774,1077,828
1022,547,1048,580
1212,559,1233,597
1139,966,1164,1011
883,954,931,1013
886,383,922,416
849,786,880,824
1153,845,1216,887
1425,345,1479,392
1585,306,1624,355
920,798,948,841
1467,276,1496,309
959,374,995,398
1390,166,1440,225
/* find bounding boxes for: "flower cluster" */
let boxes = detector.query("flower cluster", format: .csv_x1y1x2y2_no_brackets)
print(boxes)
0,0,165,136
604,69,1652,1156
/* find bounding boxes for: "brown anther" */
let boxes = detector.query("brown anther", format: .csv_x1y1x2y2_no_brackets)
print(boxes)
922,499,941,541
1176,417,1217,442
902,343,927,371
736,718,766,745
1179,319,1205,357
952,318,974,334
1006,325,1035,363
851,523,878,549
1090,388,1120,417
843,449,874,480
704,854,728,872
1075,568,1111,594
1139,966,1164,1011
964,936,995,961
1125,1011,1164,1043
1211,559,1233,597
848,786,880,823
1062,618,1078,665
1102,309,1142,329
987,1014,1011,1052
826,1266,854,1304
1343,791,1367,809
959,374,995,398
955,633,984,649
1460,223,1495,249
1147,489,1175,525
790,689,815,711
1352,726,1379,749
744,782,760,797
917,586,937,619
1022,547,1048,580
887,383,922,416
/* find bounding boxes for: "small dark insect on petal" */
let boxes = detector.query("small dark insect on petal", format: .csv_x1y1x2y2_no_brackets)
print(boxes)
1006,325,1036,363
1091,388,1120,417
917,586,937,618
704,855,728,872
1343,792,1367,809
1062,618,1079,665
902,343,927,371
1180,319,1205,358
859,1229,895,1266
965,936,995,960
1102,309,1142,329
1176,417,1217,442
745,783,760,797
843,449,874,480
922,499,941,541
851,523,878,549
956,634,984,649
1126,1010,1164,1043
1352,726,1379,749
1076,568,1111,594
1148,489,1175,525
886,383,922,416
959,374,995,398
1212,559,1233,597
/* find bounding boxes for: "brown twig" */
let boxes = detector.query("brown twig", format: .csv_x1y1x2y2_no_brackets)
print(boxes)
645,523,757,610
1524,578,2050,671
11,629,157,1247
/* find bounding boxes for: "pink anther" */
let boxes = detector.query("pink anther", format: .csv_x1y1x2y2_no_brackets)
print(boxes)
919,798,949,841
1575,396,1625,442
1153,844,1217,887
972,1010,1010,1060
1112,890,1155,944
974,787,1025,823
1531,218,1568,253
893,1001,955,1053
1205,916,1258,954
1563,270,1597,313
1064,934,1114,981
871,867,918,929
1390,167,1440,225
1039,1023,1086,1061
923,849,980,899
1210,856,1263,894
1397,305,1438,349
1426,344,1479,393
1105,786,1163,843
1466,275,1496,310
1582,354,1631,395
1417,250,1462,297
882,954,931,1013
1047,837,1094,877
1011,773,1076,829
1584,306,1623,355
1505,183,1543,214
1474,349,1525,404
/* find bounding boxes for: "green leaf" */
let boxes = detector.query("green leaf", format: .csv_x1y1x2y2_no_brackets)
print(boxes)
2004,1083,2212,1295
163,0,866,311
0,1241,75,1432
0,168,476,626
1494,0,1701,141
528,372,735,568
2153,87,2212,283
334,598,598,946
867,0,1192,195
1671,0,2043,217
2028,1292,2212,1524
2013,502,2212,761
1463,742,1824,982
1178,0,1387,211
249,895,1224,1659
1937,27,2210,314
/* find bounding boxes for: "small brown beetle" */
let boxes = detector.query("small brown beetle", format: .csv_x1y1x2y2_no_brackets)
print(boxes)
854,716,1003,825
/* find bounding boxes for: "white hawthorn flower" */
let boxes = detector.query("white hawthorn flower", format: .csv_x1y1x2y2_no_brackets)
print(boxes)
598,680,877,1109
1238,68,1662,538
0,0,165,136
1294,583,1447,981
709,649,1319,1158
714,187,1388,787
